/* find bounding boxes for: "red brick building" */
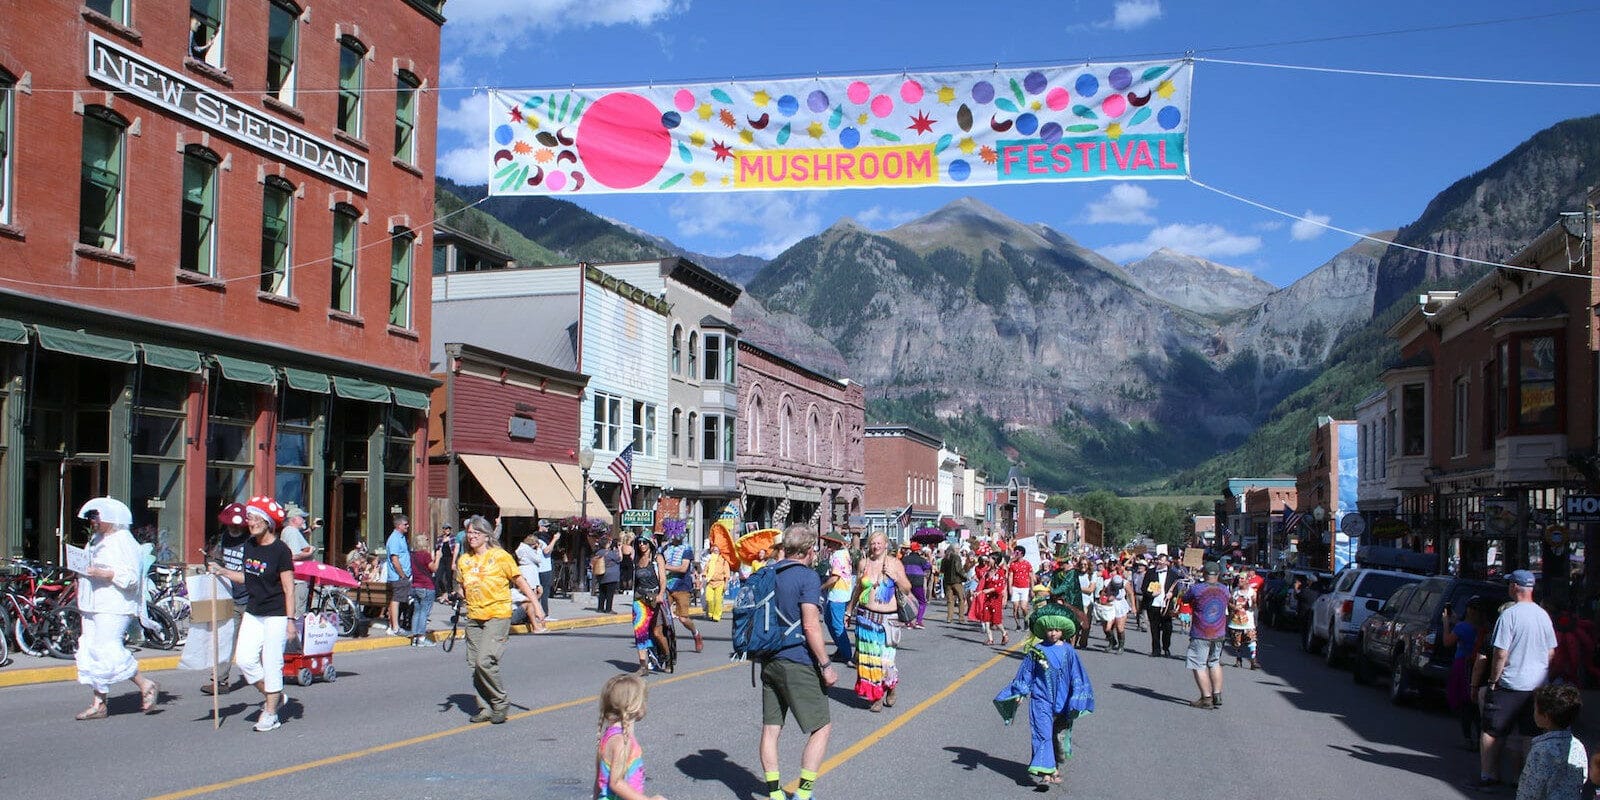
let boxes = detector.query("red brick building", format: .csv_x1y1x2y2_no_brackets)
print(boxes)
734,341,864,535
864,425,942,539
0,0,444,563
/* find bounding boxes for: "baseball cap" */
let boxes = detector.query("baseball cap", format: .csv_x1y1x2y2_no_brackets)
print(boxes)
1508,569,1536,588
283,503,308,519
1202,561,1222,577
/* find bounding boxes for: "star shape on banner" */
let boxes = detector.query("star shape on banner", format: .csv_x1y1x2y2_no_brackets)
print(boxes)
711,140,734,161
1156,80,1175,99
907,111,935,135
509,107,523,123
937,86,956,104
807,121,825,139
697,103,715,121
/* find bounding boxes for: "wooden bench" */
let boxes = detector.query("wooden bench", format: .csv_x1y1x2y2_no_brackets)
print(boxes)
353,581,393,616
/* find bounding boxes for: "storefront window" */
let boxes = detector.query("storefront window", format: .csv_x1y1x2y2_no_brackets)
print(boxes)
206,380,255,515
275,390,317,512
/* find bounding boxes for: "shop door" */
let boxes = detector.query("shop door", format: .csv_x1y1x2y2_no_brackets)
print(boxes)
332,478,366,567
24,458,108,562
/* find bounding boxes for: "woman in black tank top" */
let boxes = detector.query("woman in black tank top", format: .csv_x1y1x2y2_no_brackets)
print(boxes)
622,536,671,674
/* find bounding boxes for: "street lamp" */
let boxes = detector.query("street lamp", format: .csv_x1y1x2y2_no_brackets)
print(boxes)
579,447,595,522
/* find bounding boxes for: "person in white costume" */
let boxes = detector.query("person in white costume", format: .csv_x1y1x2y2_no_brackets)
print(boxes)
73,497,162,719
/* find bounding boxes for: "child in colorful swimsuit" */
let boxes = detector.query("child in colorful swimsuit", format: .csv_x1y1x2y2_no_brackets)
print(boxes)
595,674,666,800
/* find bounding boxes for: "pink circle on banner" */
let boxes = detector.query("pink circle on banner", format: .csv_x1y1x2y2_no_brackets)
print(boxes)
576,92,672,189
870,94,894,118
900,80,924,103
1046,87,1070,111
1102,94,1127,118
847,81,871,104
673,89,695,112
546,170,567,191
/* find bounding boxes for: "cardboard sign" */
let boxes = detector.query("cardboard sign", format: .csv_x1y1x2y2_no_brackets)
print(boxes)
1155,544,1169,556
1182,549,1205,569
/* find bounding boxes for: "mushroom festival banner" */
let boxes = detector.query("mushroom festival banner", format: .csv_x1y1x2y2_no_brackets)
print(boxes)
487,60,1191,196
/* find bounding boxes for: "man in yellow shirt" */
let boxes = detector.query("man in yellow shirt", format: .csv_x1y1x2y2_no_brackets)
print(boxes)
456,515,537,724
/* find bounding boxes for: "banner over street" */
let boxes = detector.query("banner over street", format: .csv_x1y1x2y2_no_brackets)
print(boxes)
488,61,1191,196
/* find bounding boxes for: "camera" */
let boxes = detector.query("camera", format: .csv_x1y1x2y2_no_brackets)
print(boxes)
312,517,324,529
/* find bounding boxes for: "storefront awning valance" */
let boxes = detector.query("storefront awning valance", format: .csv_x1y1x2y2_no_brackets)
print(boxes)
743,479,787,499
333,376,392,403
213,355,277,386
787,485,824,503
553,462,613,524
458,454,537,517
502,458,580,519
0,318,28,344
35,325,137,364
391,387,431,410
281,367,331,394
139,343,202,373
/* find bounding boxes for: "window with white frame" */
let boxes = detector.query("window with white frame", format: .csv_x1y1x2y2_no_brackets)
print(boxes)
330,204,359,313
670,407,681,458
260,177,293,295
701,414,721,461
723,416,734,463
86,0,129,24
337,36,365,137
189,0,225,68
686,412,698,463
389,228,414,327
180,146,218,276
395,70,419,163
266,1,299,104
592,392,621,451
703,333,722,381
671,325,683,374
1,70,16,225
632,400,656,456
687,331,698,379
79,107,127,251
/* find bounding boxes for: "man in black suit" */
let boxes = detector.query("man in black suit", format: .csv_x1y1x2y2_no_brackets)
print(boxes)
1141,554,1181,656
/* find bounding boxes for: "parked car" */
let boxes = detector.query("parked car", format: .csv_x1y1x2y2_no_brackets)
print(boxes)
1261,568,1333,630
1353,575,1504,703
1304,567,1425,666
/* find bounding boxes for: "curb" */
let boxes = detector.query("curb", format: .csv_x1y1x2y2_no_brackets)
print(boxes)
0,611,639,689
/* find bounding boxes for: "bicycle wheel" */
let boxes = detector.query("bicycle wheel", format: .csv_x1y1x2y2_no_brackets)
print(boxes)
44,606,81,659
141,604,179,651
155,592,190,643
14,606,50,658
330,591,359,637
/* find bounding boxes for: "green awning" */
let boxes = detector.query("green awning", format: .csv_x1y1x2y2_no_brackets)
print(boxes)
139,343,202,373
282,367,331,394
391,387,430,410
34,325,137,364
212,355,278,386
0,318,28,345
333,376,392,403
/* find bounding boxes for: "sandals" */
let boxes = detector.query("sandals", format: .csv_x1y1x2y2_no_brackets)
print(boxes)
140,681,161,713
75,704,108,721
1000,632,1009,646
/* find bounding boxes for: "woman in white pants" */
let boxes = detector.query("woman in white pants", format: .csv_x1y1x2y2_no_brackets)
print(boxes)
208,496,295,732
73,497,161,719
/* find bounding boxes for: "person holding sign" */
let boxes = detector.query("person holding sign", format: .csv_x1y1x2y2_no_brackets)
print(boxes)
71,497,162,719
207,496,295,732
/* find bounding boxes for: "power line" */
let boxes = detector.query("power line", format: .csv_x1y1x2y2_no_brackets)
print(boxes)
1195,57,1600,89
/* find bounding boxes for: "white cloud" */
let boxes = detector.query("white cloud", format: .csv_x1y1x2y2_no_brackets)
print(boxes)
856,206,921,230
1290,210,1332,241
669,193,822,258
1082,183,1157,225
442,0,690,57
1110,1,1162,30
436,92,491,184
1098,223,1262,262
439,58,466,87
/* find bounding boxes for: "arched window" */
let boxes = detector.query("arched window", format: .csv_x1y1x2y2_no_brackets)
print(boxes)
337,35,366,136
670,407,682,458
747,391,764,454
180,145,220,276
806,408,819,464
260,175,295,295
687,331,698,378
779,399,793,460
330,203,360,314
671,324,683,374
831,413,844,468
80,105,129,251
686,412,698,463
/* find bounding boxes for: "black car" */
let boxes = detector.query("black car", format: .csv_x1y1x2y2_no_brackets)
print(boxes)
1261,568,1332,631
1352,575,1504,704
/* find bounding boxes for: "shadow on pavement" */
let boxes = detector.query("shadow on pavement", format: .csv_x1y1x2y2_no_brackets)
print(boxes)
1109,682,1191,706
943,745,1036,787
675,748,764,799
437,692,478,716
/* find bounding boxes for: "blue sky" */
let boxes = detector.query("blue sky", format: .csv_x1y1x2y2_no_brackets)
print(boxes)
433,1,1600,287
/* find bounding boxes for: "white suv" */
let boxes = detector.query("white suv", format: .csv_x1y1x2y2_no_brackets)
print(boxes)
1303,568,1423,667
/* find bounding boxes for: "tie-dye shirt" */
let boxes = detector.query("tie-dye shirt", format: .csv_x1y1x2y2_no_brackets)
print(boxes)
596,723,646,799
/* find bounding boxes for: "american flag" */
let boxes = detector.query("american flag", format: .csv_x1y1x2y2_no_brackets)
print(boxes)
1279,503,1304,534
895,504,913,529
607,444,635,512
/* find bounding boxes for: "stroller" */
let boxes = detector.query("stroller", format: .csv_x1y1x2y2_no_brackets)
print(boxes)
646,599,679,673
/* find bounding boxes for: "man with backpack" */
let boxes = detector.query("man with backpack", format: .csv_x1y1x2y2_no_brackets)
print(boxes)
750,524,836,800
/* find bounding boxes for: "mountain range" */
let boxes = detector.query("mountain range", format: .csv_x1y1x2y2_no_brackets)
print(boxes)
434,113,1600,494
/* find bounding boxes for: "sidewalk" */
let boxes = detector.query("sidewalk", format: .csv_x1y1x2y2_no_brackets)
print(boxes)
0,589,639,689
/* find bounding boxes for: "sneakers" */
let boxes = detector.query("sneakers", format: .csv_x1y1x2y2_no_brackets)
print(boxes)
1190,697,1213,709
253,713,281,732
417,638,437,648
1212,692,1222,708
470,710,495,724
490,713,507,724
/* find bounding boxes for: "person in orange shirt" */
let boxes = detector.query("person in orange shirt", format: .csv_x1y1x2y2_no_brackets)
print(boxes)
456,515,537,724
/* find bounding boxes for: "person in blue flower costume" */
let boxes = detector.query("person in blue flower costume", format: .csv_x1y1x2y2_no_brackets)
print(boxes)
994,595,1095,786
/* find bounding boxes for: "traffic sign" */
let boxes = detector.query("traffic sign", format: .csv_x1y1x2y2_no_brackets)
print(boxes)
621,510,655,528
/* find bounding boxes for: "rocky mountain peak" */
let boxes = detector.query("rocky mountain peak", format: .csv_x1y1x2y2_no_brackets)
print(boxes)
1122,249,1276,315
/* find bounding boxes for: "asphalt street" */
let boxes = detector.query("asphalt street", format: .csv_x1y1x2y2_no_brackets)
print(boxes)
0,607,1504,799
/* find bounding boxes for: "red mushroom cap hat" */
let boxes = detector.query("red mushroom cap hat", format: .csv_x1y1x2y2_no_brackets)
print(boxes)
244,496,286,530
218,503,249,527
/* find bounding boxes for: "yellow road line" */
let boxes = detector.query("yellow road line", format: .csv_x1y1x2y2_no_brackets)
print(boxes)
786,643,1021,793
144,660,739,800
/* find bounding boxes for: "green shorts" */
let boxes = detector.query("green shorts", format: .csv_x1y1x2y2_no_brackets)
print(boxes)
760,658,831,733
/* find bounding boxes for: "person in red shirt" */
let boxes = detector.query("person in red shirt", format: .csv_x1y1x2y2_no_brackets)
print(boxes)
1007,546,1034,631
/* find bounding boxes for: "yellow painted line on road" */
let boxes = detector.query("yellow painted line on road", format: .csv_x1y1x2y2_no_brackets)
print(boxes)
0,612,641,689
144,660,740,800
787,643,1021,794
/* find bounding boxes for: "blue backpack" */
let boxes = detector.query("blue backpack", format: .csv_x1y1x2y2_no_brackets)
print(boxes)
731,561,806,662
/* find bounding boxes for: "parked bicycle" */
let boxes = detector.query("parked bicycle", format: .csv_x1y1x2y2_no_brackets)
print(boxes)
47,601,179,659
148,563,190,643
2,559,76,658
310,583,360,637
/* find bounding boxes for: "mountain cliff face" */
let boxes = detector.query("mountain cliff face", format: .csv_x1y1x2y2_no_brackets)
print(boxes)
1123,249,1276,315
1373,115,1600,312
